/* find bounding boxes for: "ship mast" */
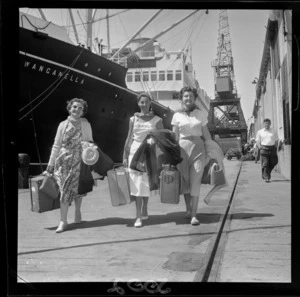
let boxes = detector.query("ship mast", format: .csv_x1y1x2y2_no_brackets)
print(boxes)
38,9,47,21
119,10,199,63
110,9,163,61
86,9,93,50
106,9,111,57
68,9,80,45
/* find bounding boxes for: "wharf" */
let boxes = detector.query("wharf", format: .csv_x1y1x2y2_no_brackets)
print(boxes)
17,159,291,284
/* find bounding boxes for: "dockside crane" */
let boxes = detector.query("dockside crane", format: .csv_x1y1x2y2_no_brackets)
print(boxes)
207,10,248,147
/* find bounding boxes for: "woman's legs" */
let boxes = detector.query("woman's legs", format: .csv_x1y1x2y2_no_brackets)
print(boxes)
190,195,200,225
189,157,205,225
134,196,143,227
74,197,83,223
133,196,149,227
135,196,143,218
141,196,149,218
56,201,69,233
184,193,192,218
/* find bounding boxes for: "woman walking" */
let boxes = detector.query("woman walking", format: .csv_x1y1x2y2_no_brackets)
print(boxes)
123,93,164,228
171,87,212,225
45,98,94,233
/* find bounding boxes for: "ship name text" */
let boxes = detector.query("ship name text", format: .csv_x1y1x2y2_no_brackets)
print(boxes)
24,61,84,85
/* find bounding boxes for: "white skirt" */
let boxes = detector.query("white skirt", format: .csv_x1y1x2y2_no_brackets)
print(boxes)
128,140,156,197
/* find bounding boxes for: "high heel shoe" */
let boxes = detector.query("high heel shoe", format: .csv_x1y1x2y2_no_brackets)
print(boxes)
56,221,68,233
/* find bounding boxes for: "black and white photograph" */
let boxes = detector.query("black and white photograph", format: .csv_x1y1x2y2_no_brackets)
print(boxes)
2,2,299,296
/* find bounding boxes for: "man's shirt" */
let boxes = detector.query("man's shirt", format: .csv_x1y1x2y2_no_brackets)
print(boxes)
256,128,278,146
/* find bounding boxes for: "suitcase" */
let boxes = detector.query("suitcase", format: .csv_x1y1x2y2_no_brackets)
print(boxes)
160,165,180,204
29,176,60,213
107,165,131,206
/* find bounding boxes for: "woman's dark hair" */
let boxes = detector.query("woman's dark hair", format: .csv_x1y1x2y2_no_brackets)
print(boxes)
179,87,198,100
263,118,271,124
66,98,88,116
137,93,152,103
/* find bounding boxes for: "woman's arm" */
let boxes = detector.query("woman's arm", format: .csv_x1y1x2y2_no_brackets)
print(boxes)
202,125,212,141
87,122,93,142
156,118,164,130
47,122,64,172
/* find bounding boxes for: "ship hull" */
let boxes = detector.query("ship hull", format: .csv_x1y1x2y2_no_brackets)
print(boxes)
19,27,174,166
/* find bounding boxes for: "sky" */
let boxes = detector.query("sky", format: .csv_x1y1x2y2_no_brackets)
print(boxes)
20,8,270,123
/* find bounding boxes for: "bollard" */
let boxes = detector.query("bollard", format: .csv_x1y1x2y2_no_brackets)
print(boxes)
18,153,30,189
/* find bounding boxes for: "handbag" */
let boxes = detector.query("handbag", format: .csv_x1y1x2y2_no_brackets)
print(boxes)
210,162,226,185
203,163,227,205
40,175,60,199
201,159,226,185
201,159,216,184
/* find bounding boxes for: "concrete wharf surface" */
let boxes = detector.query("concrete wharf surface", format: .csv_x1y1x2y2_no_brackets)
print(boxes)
216,160,291,282
17,159,290,283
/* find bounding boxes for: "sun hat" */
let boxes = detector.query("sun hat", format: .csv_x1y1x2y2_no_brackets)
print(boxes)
82,143,99,165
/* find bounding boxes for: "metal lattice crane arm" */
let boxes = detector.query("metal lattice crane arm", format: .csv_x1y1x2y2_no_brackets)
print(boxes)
207,10,248,149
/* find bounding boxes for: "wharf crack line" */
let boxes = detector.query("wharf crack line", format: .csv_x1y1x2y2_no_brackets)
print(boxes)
18,231,217,256
201,161,243,282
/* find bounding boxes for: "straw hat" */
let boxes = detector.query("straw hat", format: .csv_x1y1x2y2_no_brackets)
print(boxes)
82,144,99,166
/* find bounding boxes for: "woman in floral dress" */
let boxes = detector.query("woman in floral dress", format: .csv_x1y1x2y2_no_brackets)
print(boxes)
45,98,93,233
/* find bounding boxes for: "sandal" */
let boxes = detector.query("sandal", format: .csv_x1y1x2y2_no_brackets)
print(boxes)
191,217,200,226
134,218,142,228
56,221,68,233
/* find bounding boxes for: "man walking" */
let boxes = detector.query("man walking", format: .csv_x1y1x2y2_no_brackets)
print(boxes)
255,118,278,183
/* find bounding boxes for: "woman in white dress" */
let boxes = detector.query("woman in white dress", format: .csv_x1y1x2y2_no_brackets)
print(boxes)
123,93,164,228
171,87,212,225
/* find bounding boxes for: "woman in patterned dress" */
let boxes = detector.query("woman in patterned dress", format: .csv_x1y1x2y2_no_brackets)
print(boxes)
45,98,94,233
123,93,164,228
171,87,212,225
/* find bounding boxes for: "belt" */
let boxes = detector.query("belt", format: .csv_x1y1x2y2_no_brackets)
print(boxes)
181,136,203,140
261,145,276,150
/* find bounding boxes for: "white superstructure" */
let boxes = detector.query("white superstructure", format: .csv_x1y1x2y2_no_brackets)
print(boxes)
114,38,211,112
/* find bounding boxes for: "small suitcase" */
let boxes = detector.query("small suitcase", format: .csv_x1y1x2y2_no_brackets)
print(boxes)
160,165,180,204
107,165,131,206
30,175,60,213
